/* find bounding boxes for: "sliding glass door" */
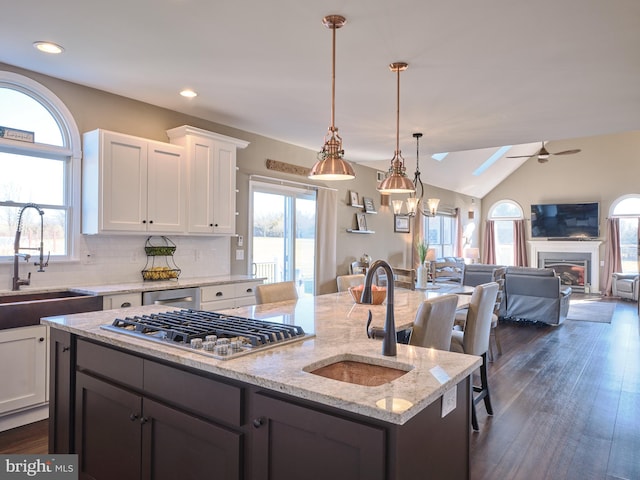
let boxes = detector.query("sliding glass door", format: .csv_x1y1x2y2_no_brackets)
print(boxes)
249,181,316,296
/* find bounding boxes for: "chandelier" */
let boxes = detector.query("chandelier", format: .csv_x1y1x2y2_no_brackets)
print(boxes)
309,15,356,180
406,132,439,216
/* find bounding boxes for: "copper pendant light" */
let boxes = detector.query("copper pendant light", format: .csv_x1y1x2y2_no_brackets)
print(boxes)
309,15,356,180
378,62,415,193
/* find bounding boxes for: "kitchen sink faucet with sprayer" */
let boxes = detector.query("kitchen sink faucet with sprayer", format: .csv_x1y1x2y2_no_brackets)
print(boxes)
12,203,49,291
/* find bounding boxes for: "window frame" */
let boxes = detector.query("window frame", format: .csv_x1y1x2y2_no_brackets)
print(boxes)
487,199,524,266
0,71,82,262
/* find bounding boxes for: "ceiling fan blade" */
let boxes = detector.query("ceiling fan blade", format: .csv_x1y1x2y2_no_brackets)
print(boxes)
551,149,581,156
506,155,536,158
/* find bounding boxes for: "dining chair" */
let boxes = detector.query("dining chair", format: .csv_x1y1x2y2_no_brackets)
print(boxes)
255,281,298,305
449,281,499,431
391,267,416,291
336,274,365,292
489,267,506,360
408,294,459,351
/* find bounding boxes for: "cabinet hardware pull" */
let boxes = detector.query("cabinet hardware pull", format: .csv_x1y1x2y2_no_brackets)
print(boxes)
142,220,147,224
216,292,223,297
39,337,45,342
252,417,264,428
140,417,149,425
121,302,132,308
246,288,253,293
62,346,70,352
129,413,139,421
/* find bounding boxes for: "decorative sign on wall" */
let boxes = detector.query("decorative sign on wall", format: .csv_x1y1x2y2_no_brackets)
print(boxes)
265,159,311,177
0,126,34,143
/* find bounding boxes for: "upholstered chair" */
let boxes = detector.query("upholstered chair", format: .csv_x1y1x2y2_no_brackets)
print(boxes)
611,273,639,301
409,294,459,351
255,281,298,305
450,282,499,431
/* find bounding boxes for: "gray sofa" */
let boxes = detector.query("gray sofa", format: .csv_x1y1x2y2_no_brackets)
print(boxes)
462,264,572,325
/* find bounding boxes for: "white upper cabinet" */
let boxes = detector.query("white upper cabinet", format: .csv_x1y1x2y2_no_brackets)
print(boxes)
167,126,249,235
82,129,186,234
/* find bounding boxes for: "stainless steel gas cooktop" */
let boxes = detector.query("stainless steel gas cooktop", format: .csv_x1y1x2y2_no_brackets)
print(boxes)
101,309,311,360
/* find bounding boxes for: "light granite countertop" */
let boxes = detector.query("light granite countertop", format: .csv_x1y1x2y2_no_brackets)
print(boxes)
0,275,263,298
41,290,480,425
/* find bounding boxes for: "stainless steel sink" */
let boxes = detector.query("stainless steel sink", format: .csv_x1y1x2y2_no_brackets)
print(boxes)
0,290,103,330
304,355,413,387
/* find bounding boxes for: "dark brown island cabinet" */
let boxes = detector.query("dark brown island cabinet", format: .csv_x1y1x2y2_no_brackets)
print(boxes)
49,328,472,480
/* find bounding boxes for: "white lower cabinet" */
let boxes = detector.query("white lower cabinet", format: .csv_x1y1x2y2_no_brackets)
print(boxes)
103,293,143,310
200,281,262,311
0,325,48,420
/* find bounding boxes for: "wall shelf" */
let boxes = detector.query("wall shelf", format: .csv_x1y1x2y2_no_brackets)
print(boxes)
347,229,375,234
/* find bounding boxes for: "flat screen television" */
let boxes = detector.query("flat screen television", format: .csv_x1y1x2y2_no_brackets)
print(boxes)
530,202,600,239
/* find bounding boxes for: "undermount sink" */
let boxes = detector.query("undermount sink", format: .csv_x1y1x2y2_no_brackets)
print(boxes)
304,354,413,387
0,290,103,330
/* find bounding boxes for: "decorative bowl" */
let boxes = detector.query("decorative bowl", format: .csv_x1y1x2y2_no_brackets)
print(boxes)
349,285,386,305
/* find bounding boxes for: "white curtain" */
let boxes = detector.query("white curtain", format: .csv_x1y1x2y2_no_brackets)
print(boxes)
315,188,338,294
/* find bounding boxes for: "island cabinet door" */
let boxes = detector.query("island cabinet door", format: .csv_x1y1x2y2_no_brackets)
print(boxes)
250,392,386,480
140,398,242,480
75,372,142,480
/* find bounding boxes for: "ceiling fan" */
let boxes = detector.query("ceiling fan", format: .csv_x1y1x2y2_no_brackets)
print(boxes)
507,141,581,164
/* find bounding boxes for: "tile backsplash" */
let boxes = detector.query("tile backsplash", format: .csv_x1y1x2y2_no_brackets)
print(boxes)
0,235,231,290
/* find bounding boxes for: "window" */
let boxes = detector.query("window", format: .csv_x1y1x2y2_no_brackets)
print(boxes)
0,72,80,260
611,195,640,273
488,200,524,266
249,180,317,296
423,214,456,259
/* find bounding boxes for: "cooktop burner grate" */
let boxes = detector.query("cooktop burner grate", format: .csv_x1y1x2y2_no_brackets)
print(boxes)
101,309,310,360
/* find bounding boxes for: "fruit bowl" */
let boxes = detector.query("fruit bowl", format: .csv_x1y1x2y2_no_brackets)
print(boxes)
348,285,386,305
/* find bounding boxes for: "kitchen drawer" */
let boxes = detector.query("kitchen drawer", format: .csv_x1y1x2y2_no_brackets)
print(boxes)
76,339,143,390
235,282,261,299
143,360,242,427
201,284,236,303
103,292,142,310
201,299,237,312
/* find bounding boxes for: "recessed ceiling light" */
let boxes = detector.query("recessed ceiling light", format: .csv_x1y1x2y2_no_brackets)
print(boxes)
33,41,65,54
180,89,197,98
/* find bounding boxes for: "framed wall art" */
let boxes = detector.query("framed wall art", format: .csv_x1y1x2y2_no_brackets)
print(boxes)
394,214,410,233
363,197,376,213
349,190,361,206
356,213,368,231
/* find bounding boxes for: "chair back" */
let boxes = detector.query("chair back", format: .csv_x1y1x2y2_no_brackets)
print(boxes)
392,267,416,290
255,281,298,305
409,294,459,351
336,274,365,292
462,282,499,356
350,261,369,275
491,267,506,317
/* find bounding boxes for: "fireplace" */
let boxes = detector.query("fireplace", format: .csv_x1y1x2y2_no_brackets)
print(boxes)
528,240,602,293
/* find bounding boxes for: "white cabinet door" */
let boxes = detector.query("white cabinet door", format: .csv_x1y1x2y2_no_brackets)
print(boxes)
146,142,187,233
99,130,148,232
187,137,216,233
82,129,186,234
212,141,237,235
103,293,142,310
0,326,48,415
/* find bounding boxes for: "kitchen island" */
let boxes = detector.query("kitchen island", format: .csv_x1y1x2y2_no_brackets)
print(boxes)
43,289,480,480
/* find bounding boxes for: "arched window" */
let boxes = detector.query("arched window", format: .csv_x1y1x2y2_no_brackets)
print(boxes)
611,194,640,273
488,200,524,266
0,71,81,260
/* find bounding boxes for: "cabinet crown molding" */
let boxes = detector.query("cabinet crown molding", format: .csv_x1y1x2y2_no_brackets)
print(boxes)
166,125,249,149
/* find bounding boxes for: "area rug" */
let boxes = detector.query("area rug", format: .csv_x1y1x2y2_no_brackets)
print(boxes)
566,298,615,323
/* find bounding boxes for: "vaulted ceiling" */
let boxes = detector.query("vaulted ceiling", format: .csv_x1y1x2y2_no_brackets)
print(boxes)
2,0,639,197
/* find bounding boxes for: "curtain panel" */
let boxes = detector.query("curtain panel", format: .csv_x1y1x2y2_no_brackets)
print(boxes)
315,188,338,294
602,217,622,296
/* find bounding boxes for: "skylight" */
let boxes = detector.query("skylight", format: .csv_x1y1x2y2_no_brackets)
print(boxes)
472,146,512,176
431,152,448,161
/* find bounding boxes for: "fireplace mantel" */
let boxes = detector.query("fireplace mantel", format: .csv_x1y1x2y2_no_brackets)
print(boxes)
528,240,602,292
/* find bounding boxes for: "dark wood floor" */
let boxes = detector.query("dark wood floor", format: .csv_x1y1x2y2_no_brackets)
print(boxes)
1,297,638,479
471,296,640,480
